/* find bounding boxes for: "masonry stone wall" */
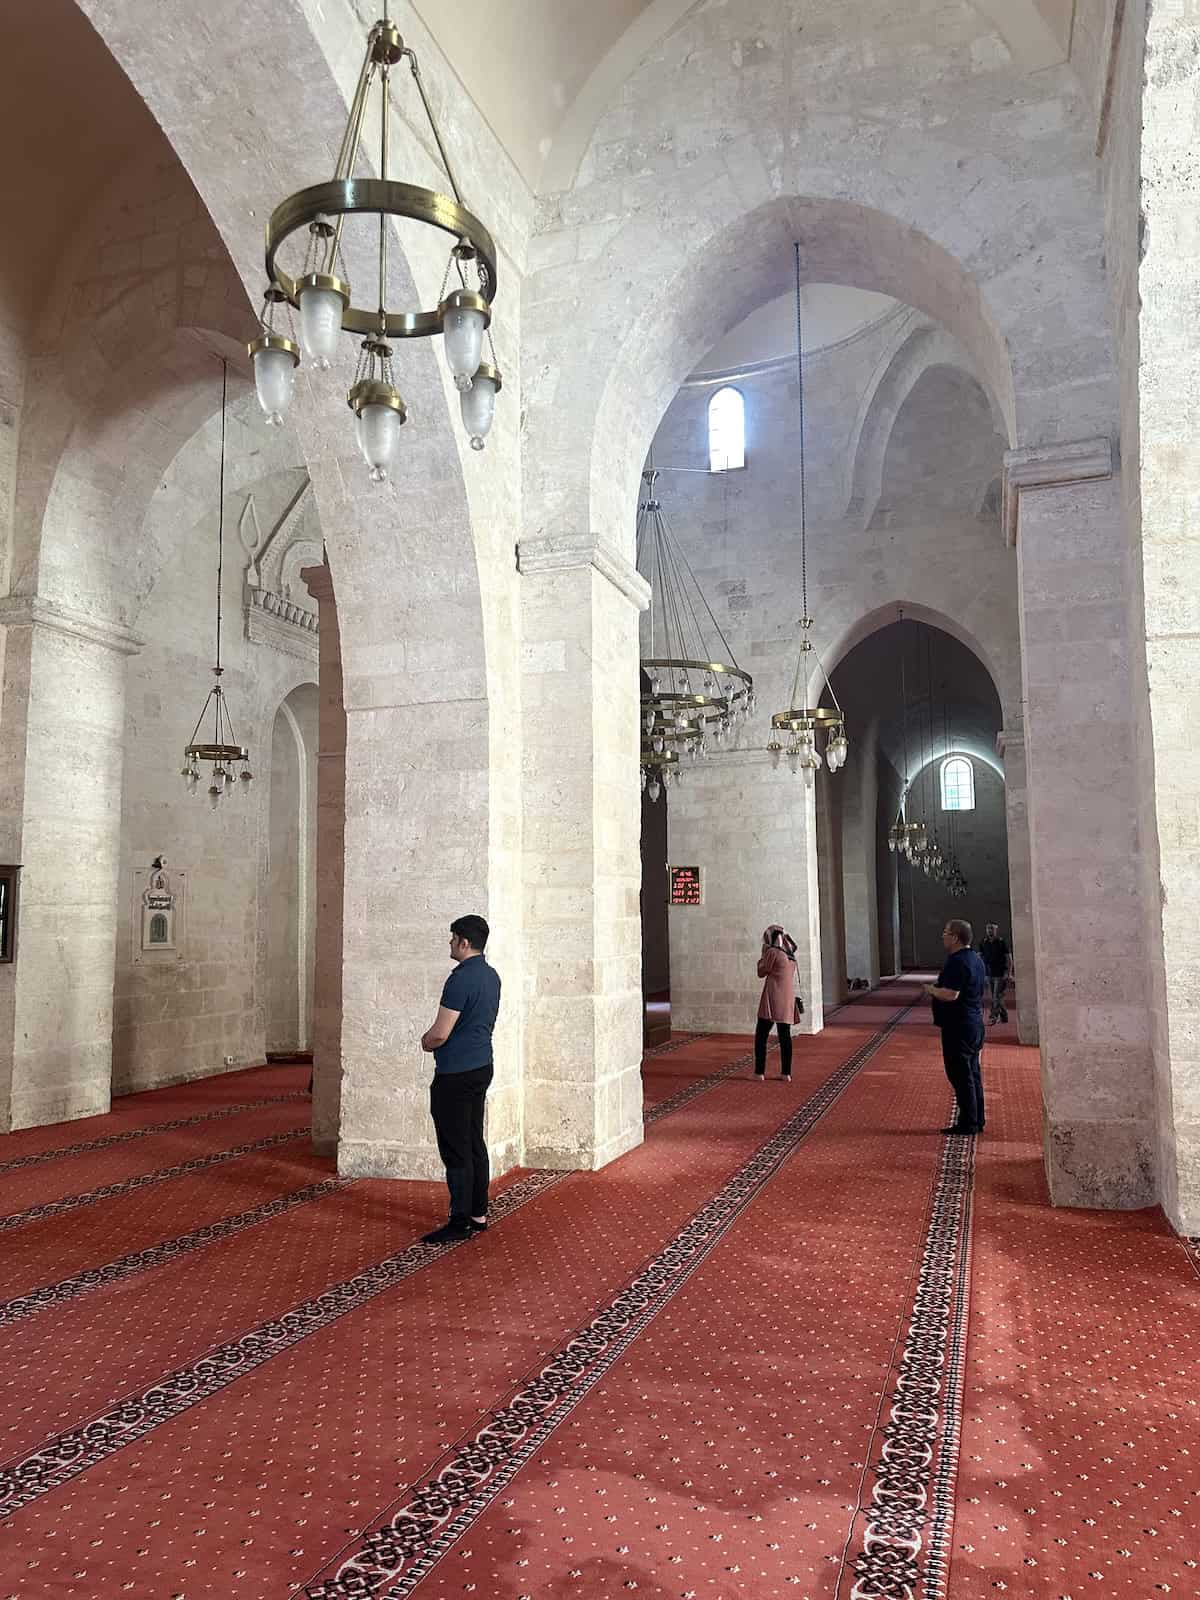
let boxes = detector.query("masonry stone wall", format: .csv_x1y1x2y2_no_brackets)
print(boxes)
112,400,320,1095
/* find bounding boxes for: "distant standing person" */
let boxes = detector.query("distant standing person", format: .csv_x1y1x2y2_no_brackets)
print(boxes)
755,925,800,1082
925,919,988,1136
419,915,501,1244
979,922,1011,1025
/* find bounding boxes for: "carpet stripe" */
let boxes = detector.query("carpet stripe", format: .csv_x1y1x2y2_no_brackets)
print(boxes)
0,1129,306,1235
0,1013,910,1527
0,1091,306,1175
298,1005,914,1598
0,1179,340,1329
841,1115,976,1600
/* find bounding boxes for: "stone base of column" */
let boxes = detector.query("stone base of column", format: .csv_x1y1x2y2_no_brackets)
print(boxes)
1017,1010,1039,1048
337,1130,522,1182
1044,1115,1156,1209
8,1077,110,1132
523,1055,645,1172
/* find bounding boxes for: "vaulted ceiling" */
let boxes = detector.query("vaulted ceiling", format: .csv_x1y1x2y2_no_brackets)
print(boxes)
413,0,1080,192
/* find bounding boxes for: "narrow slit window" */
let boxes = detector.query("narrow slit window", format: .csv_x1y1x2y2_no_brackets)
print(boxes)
708,386,745,472
940,756,975,812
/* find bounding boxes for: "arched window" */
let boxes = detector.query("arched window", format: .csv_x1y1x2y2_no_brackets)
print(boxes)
708,386,745,472
148,913,169,945
940,756,975,812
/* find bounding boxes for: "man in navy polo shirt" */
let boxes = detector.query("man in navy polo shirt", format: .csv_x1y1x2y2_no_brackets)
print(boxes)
925,918,988,1136
418,914,502,1244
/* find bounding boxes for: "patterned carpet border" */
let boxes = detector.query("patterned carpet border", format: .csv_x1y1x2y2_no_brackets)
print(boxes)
0,1129,306,1235
0,1171,564,1522
843,1120,976,1600
0,1180,340,1330
300,1006,914,1598
0,1091,306,1175
0,998,908,1523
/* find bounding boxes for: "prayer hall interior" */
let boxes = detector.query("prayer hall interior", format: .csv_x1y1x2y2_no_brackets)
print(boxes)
1,1,1198,1595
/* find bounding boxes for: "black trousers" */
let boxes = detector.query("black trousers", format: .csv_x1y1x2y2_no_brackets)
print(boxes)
754,1018,793,1076
429,1064,493,1221
940,1026,985,1131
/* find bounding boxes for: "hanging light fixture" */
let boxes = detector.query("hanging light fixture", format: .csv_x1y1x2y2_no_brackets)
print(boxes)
768,244,848,784
637,467,753,800
248,2,502,475
180,359,253,806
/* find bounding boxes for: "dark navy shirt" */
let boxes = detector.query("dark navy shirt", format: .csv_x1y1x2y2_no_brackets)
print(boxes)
433,955,501,1074
931,947,986,1033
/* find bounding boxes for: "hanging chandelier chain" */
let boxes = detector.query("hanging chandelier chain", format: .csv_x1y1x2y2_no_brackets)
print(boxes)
793,241,809,623
215,357,227,674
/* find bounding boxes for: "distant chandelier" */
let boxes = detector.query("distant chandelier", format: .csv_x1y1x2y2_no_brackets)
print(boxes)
181,360,253,806
885,614,966,897
768,244,848,784
637,467,753,802
248,1,501,479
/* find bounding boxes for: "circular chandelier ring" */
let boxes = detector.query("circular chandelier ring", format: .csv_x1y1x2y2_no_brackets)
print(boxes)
265,178,497,340
186,742,249,763
642,658,753,687
771,707,843,730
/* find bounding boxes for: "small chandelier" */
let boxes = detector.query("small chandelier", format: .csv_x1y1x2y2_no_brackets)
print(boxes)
637,467,753,801
769,244,848,784
180,359,253,807
248,2,501,477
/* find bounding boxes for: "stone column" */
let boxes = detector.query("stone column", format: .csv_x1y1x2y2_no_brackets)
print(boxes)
667,750,823,1036
1005,439,1155,1207
300,563,345,1158
517,531,649,1170
1125,0,1200,1232
996,723,1038,1045
0,597,141,1130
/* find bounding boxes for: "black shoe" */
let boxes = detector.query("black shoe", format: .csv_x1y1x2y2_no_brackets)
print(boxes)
420,1220,474,1244
781,1074,792,1082
940,1125,978,1136
467,1218,488,1234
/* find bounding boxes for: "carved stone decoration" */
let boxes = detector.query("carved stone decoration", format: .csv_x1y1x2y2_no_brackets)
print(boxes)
134,861,187,964
240,474,322,662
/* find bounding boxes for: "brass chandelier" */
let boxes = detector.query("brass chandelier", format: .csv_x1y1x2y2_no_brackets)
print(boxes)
637,467,753,802
768,245,848,783
180,360,253,806
248,2,501,478
885,617,967,897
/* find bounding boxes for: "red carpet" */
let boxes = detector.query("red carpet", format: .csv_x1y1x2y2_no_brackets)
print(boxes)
0,984,1197,1598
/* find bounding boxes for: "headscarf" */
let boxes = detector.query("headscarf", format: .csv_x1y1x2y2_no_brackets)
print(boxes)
763,924,797,962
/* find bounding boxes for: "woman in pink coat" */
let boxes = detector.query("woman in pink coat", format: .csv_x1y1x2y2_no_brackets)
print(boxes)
755,924,798,1081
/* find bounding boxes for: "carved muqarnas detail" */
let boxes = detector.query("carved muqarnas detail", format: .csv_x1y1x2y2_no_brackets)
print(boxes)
239,475,322,662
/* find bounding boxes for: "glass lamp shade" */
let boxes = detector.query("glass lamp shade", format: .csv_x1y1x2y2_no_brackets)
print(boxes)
356,404,402,482
441,294,488,392
461,364,501,450
208,782,222,809
350,380,406,483
298,278,348,369
251,341,299,426
648,777,661,802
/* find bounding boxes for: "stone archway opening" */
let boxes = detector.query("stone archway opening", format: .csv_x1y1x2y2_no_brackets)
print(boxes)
266,684,319,1058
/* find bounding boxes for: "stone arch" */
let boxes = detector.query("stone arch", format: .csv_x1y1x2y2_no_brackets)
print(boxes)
265,684,319,1055
843,316,1005,530
524,0,1116,559
823,600,1017,734
62,1,515,1176
569,196,1023,564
